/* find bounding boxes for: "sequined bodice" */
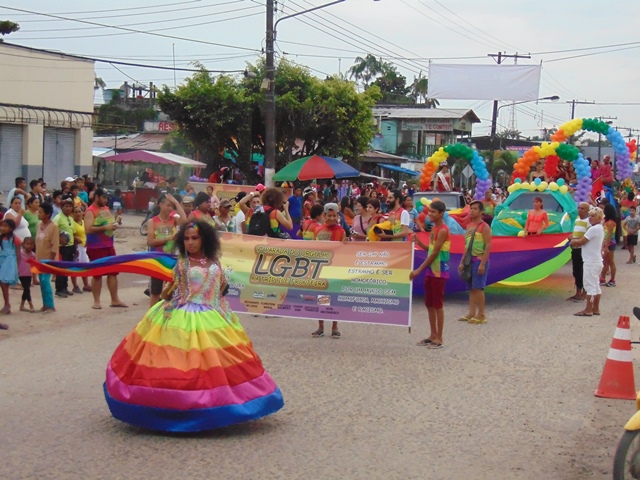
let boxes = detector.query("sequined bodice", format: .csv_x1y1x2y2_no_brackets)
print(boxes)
187,263,222,305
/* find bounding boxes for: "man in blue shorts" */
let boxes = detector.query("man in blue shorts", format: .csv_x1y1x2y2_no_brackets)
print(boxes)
458,200,491,324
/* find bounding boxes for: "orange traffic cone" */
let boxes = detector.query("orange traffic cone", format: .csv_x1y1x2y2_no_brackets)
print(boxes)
595,316,637,400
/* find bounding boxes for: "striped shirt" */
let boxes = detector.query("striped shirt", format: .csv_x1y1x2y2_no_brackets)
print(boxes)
572,217,589,240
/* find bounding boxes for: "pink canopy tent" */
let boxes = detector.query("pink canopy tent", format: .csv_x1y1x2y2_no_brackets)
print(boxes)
102,150,206,168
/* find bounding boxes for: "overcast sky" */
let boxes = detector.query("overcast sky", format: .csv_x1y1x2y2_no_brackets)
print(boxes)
3,0,639,141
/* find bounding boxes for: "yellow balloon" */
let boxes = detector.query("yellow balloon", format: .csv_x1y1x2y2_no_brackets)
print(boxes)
521,182,530,189
559,185,569,194
507,184,517,193
539,181,548,190
420,197,429,206
528,183,537,191
517,230,525,237
549,182,559,191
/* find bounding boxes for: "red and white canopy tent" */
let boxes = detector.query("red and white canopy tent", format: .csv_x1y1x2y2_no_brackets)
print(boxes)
102,150,206,168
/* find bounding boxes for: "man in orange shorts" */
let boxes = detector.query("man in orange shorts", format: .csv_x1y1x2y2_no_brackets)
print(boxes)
410,200,450,349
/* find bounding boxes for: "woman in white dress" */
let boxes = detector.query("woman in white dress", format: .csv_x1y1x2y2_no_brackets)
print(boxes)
4,196,31,242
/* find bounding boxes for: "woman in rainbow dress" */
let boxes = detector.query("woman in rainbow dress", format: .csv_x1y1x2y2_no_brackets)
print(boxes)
104,220,284,432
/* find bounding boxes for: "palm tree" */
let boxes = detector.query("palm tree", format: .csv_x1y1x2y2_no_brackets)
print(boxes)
410,73,439,108
348,54,384,88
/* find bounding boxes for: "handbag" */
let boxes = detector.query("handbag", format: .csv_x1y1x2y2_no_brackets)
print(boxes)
460,223,483,282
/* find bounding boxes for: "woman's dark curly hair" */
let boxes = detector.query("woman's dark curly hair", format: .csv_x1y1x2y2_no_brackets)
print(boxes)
261,187,284,209
175,220,220,260
604,203,618,223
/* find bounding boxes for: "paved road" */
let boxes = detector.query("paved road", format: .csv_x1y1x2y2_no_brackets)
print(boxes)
1,262,638,479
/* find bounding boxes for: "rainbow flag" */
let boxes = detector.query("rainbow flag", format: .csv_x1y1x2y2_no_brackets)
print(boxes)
29,252,176,281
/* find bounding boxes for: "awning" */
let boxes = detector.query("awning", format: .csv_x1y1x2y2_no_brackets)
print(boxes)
379,164,419,176
102,150,206,168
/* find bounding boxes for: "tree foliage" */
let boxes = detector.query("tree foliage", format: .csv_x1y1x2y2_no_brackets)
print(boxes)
95,98,157,135
157,59,380,179
0,21,19,41
348,56,439,107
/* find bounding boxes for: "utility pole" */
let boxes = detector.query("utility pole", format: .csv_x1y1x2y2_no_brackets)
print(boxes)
488,52,531,151
264,0,276,187
597,115,617,163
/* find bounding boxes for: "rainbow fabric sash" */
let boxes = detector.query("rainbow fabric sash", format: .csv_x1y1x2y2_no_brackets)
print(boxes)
29,252,176,281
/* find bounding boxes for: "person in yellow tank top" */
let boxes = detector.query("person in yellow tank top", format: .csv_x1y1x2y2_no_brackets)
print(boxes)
458,201,491,324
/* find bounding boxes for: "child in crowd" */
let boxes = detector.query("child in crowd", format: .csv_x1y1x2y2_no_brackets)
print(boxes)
18,237,36,313
410,200,450,349
622,206,639,264
35,202,59,313
0,219,20,319
71,206,92,293
312,203,346,339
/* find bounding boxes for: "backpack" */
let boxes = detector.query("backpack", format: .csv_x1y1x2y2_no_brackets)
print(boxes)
247,207,278,237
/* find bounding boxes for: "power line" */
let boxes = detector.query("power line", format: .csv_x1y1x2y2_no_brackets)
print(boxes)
0,5,261,52
545,45,640,63
530,41,640,57
3,0,206,16
14,0,246,23
25,4,262,32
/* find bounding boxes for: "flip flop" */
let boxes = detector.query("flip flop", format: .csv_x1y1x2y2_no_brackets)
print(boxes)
427,342,443,349
0,323,8,330
573,312,593,317
593,312,601,316
416,339,433,346
91,305,102,310
109,304,129,308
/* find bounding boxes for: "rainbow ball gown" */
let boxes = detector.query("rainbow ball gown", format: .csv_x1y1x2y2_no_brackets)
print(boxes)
104,259,284,432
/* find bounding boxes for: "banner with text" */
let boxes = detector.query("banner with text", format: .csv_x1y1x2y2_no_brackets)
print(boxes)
220,234,414,327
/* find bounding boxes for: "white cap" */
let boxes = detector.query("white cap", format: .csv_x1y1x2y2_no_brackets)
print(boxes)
65,176,75,182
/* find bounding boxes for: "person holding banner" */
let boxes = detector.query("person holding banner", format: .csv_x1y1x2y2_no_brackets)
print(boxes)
312,203,346,339
410,200,450,349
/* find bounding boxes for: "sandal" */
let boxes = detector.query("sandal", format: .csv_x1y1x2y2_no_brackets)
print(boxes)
469,316,487,324
416,338,433,346
331,330,341,339
311,329,324,338
427,342,443,349
458,315,471,322
0,322,8,330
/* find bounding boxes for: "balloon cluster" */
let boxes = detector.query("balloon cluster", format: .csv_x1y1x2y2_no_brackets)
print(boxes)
506,177,570,195
606,126,634,181
572,153,592,202
188,175,208,182
415,197,431,225
419,144,491,200
543,155,560,180
627,139,637,162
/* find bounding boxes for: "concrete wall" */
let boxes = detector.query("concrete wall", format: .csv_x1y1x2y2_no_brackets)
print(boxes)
0,44,94,112
0,44,95,184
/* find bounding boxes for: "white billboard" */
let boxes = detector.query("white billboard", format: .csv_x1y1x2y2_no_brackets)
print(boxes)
427,63,541,101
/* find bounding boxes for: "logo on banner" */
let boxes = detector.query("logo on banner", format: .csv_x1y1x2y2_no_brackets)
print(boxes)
250,245,333,289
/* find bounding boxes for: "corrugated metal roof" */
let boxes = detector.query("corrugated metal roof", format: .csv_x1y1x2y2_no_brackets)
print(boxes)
372,106,480,123
93,133,168,151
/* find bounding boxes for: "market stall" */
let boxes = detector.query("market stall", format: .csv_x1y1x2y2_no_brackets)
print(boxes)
101,150,206,211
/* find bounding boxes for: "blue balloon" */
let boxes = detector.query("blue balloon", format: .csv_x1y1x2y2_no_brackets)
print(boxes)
534,177,541,186
515,178,522,184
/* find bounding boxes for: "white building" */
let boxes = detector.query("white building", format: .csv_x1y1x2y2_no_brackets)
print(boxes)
0,43,94,191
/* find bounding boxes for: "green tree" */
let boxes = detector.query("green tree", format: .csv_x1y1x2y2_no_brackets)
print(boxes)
159,59,380,178
0,21,19,41
348,54,385,88
160,130,196,158
410,74,439,108
95,99,157,135
371,65,411,104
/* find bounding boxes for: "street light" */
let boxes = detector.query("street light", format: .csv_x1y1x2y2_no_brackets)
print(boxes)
264,0,380,187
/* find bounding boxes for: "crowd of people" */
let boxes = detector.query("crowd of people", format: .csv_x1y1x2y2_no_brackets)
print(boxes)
0,175,127,330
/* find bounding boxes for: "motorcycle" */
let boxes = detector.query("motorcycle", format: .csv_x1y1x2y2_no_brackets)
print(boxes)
612,307,640,479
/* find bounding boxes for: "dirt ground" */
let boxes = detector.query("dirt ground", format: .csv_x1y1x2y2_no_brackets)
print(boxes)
0,214,638,479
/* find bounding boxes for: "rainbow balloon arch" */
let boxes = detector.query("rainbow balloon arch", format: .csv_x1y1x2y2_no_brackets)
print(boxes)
419,117,636,206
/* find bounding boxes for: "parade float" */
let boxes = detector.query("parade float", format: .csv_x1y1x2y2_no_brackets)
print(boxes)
412,117,635,294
